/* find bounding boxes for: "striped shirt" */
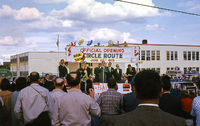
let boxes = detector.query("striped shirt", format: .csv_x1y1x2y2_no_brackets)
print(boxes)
96,89,123,115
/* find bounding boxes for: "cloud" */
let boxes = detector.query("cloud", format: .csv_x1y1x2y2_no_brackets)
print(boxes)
34,0,68,4
50,0,162,23
66,28,138,44
15,7,44,20
0,5,44,20
0,5,14,18
25,16,85,31
145,24,165,31
177,1,200,12
0,36,20,45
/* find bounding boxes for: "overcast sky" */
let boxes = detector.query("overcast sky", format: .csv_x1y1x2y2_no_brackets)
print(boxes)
0,0,200,64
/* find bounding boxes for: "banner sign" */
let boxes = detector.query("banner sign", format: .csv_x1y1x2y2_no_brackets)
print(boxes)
66,46,139,63
93,83,131,95
0,69,13,79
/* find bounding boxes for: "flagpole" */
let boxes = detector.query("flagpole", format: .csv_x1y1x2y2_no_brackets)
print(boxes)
57,34,59,76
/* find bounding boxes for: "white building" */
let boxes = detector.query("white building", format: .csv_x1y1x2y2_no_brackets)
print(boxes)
10,52,66,76
124,43,200,75
10,43,200,77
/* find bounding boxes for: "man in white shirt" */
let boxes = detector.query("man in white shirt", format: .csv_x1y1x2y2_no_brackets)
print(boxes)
52,72,101,126
14,72,54,126
50,78,67,103
110,70,187,126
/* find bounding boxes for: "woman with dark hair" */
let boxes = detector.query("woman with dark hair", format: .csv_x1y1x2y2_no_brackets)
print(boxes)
0,78,13,126
11,77,27,126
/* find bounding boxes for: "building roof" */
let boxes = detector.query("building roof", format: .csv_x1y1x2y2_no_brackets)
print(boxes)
119,43,200,47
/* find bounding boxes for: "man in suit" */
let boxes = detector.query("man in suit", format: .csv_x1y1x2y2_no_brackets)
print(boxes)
110,70,187,126
64,62,69,75
59,59,67,78
107,62,114,81
94,63,101,82
126,64,136,83
113,64,122,83
44,76,54,90
99,61,108,83
123,82,138,113
159,75,182,117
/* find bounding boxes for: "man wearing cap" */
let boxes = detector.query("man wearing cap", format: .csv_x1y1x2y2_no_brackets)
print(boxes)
52,72,101,126
110,70,187,126
50,78,67,104
97,78,123,126
14,72,53,126
126,64,136,83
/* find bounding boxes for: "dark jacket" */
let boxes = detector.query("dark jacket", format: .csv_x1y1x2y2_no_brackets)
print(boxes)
123,91,138,113
159,93,182,117
59,65,67,78
113,69,122,82
94,67,101,82
126,67,136,83
107,67,114,80
110,106,187,126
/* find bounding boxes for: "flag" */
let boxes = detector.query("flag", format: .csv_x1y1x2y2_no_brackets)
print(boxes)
56,34,59,46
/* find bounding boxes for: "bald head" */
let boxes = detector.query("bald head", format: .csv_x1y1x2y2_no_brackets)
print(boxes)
55,78,64,87
30,72,39,83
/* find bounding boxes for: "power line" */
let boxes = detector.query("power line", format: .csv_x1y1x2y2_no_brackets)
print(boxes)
114,0,200,17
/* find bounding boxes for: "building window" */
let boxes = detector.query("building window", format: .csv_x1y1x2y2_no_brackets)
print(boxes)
25,56,28,61
188,51,191,60
146,68,150,70
141,68,145,71
141,51,145,60
20,71,23,76
139,52,140,60
156,68,160,74
192,51,195,60
184,68,187,74
183,51,187,60
152,68,155,71
167,68,170,71
175,51,178,60
156,51,160,60
146,51,150,61
166,51,170,60
196,52,199,60
196,67,199,72
151,51,155,60
171,67,174,70
171,51,174,60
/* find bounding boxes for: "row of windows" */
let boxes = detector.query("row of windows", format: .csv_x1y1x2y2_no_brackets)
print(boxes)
20,56,28,62
166,51,178,60
139,68,160,74
183,67,199,74
183,51,199,61
139,50,200,61
166,67,199,74
10,58,17,63
20,71,29,76
140,50,160,61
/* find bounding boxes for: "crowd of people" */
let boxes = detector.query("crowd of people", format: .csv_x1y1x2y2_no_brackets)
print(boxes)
0,63,200,126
